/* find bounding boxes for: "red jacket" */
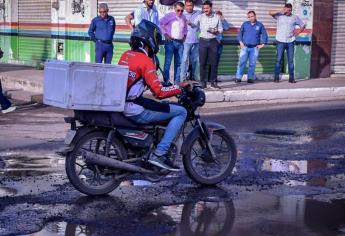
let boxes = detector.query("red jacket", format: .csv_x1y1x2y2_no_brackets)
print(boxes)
118,50,181,99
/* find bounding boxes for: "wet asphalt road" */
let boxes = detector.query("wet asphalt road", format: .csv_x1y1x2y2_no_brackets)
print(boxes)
0,100,345,235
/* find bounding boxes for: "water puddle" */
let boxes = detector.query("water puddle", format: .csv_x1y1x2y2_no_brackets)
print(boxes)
0,154,64,177
32,193,345,236
261,158,345,187
253,125,344,145
0,186,17,197
26,222,95,236
255,129,296,136
262,158,343,174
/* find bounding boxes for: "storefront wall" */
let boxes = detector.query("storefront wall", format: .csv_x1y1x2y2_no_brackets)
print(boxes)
0,0,314,80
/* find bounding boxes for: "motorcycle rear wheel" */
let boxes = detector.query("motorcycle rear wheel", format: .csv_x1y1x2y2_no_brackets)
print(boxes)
183,129,237,185
66,131,127,196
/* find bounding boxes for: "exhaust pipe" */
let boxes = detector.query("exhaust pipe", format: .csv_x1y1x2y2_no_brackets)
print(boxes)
81,150,156,174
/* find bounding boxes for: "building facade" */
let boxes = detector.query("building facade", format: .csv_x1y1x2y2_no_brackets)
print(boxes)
0,0,342,78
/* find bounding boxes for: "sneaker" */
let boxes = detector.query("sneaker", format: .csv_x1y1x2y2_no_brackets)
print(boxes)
247,79,254,84
235,79,242,83
1,106,16,114
148,152,180,172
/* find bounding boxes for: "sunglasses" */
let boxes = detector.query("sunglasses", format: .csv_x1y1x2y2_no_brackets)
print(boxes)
176,9,184,12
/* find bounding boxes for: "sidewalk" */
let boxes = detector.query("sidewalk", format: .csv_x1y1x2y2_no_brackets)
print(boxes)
1,63,345,107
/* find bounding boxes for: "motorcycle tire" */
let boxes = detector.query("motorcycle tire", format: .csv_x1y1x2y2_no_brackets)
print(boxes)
66,131,127,196
183,129,237,185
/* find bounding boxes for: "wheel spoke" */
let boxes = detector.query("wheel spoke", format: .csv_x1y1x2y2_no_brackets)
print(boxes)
203,166,209,177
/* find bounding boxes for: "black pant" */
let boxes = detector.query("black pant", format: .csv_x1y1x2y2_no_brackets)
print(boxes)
199,38,219,85
0,80,11,110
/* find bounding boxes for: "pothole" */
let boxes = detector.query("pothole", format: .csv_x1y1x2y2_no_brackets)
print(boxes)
255,129,297,136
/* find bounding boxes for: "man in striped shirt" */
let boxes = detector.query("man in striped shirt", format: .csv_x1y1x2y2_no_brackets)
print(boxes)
192,0,223,89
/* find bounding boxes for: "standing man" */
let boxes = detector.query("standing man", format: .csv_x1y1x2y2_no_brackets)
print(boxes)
235,11,268,83
0,49,16,114
160,2,187,85
193,0,223,89
180,0,201,82
269,3,306,83
125,0,159,31
88,3,116,64
0,80,16,114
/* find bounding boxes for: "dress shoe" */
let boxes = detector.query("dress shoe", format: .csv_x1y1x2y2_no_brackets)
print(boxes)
235,79,242,83
210,83,221,89
247,79,254,84
289,79,296,83
273,79,280,83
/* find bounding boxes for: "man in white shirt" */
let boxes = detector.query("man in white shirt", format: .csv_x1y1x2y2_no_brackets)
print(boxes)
269,3,305,83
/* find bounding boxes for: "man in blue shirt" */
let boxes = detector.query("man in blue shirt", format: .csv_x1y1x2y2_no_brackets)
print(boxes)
235,11,268,83
88,3,116,64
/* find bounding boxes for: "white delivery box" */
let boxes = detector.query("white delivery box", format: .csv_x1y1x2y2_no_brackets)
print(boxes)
43,60,129,111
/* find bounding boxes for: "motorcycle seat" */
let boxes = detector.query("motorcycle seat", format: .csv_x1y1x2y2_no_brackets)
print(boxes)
74,110,170,129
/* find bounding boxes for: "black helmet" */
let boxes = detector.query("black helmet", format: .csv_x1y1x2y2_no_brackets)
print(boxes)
130,20,162,57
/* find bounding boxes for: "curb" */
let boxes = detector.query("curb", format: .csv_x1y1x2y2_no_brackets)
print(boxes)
0,74,43,94
1,73,345,106
205,87,345,103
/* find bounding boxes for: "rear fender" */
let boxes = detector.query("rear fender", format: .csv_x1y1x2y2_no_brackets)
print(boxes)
58,126,100,156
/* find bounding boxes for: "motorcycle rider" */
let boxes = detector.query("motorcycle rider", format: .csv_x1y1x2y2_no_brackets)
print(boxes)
118,20,192,172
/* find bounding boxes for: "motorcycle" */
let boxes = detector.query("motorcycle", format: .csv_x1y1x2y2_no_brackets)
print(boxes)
61,84,237,196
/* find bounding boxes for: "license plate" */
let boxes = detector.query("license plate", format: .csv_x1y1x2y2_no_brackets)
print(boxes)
64,130,77,145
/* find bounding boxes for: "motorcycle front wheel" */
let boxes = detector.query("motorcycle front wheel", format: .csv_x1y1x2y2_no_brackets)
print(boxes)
183,129,237,185
65,131,127,196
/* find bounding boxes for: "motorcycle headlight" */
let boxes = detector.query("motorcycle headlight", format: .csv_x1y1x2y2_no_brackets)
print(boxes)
192,86,206,107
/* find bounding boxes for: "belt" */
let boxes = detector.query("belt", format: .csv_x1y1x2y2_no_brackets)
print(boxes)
172,38,184,43
245,44,257,48
167,38,184,43
97,39,113,44
200,37,217,41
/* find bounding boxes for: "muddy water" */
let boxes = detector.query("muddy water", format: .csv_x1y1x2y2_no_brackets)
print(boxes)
0,153,65,197
32,194,345,236
0,153,64,177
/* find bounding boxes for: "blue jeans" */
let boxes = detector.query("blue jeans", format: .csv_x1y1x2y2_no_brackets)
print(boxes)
235,47,259,81
180,42,199,81
0,81,11,110
129,104,187,155
163,40,184,84
95,41,113,64
275,41,295,80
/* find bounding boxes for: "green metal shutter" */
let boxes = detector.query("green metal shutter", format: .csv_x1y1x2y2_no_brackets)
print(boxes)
18,0,54,63
332,0,345,74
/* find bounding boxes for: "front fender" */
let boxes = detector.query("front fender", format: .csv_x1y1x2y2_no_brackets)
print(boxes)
205,122,226,133
180,122,226,156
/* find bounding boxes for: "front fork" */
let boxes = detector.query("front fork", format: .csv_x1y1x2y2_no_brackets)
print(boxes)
196,118,217,160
